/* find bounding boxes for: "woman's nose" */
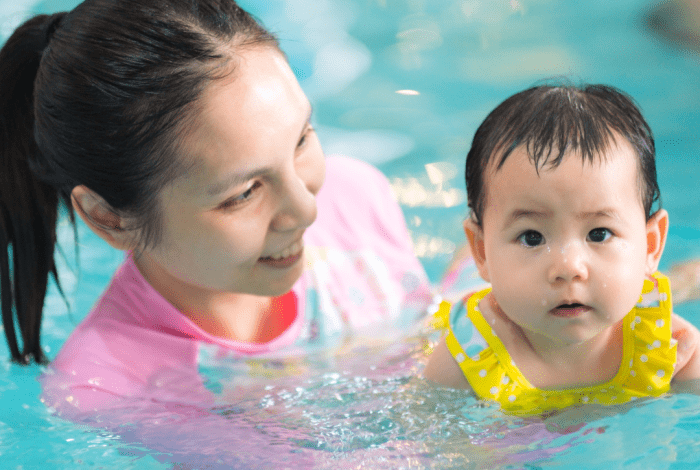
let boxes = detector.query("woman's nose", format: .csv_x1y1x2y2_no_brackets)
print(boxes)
547,242,589,284
270,161,324,232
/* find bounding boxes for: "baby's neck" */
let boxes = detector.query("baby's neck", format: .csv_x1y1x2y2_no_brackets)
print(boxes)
485,295,624,389
521,325,623,389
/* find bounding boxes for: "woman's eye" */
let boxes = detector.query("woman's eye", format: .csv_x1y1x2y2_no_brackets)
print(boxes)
220,181,261,209
297,126,314,150
517,230,545,247
587,228,612,243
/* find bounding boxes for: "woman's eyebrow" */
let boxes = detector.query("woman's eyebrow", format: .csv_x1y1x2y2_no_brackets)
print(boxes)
206,167,271,197
206,107,314,198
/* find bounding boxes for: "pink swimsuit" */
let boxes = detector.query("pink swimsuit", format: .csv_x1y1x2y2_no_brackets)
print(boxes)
40,156,432,417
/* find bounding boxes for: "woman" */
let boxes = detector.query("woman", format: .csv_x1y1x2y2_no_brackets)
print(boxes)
0,0,432,418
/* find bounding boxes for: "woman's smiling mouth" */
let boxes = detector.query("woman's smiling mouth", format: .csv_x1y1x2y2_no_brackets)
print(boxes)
258,240,304,268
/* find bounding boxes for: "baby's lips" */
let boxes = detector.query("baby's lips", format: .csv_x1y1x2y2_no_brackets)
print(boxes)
555,302,586,309
549,303,592,317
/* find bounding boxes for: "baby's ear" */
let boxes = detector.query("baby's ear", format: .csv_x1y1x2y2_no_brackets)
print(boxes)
646,209,669,275
464,218,490,282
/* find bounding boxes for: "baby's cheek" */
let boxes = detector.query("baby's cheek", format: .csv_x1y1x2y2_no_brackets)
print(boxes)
600,271,643,319
492,283,539,320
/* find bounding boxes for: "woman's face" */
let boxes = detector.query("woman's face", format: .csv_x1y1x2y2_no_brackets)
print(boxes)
135,46,325,299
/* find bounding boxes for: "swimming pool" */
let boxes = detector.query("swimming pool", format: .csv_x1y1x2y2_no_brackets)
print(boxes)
3,0,700,467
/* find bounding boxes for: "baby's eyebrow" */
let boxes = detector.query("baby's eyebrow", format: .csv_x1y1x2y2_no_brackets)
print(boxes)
504,209,549,228
576,209,622,221
503,208,622,228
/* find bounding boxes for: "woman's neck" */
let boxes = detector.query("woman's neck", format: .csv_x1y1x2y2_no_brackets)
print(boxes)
134,254,293,343
181,293,277,343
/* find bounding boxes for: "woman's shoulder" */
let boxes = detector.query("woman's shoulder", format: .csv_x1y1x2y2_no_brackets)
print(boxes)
321,155,392,204
310,156,394,243
324,154,386,180
47,256,201,371
42,283,203,415
300,156,431,327
318,155,405,221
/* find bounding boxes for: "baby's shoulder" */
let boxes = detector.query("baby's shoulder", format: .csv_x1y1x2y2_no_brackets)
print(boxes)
447,297,490,359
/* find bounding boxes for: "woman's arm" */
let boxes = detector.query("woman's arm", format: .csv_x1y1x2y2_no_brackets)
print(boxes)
668,260,700,304
671,313,700,392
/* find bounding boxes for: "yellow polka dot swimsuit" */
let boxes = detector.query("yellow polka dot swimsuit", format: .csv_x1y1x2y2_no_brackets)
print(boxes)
435,272,677,416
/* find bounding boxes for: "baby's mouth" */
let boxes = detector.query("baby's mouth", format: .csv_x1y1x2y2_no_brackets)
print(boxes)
550,303,591,317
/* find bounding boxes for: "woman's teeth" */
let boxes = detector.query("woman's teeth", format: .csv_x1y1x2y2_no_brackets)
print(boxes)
267,240,303,260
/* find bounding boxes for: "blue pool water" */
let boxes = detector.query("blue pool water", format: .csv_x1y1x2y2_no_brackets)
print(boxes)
3,0,700,468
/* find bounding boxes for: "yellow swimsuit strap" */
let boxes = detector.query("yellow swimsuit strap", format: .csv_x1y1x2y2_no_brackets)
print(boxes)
440,273,677,415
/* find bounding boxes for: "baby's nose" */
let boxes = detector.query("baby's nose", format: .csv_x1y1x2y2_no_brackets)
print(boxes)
547,243,589,283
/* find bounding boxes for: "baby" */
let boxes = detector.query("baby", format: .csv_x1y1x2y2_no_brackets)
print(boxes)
424,83,700,416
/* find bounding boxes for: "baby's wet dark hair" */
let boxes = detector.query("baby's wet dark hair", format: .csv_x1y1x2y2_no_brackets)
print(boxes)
465,83,659,226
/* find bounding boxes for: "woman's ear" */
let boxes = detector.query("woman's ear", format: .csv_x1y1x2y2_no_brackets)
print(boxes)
464,217,490,283
646,209,669,275
71,185,137,251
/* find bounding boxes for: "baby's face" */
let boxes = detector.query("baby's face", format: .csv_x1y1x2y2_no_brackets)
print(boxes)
472,138,661,347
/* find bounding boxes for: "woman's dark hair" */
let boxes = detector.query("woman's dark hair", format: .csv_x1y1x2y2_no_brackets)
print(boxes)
465,83,659,226
0,0,278,364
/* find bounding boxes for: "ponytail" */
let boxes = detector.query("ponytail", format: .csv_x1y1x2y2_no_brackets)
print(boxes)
0,13,69,364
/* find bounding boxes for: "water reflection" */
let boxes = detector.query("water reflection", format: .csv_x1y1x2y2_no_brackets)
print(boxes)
390,162,464,208
3,0,700,467
412,234,457,259
395,89,420,95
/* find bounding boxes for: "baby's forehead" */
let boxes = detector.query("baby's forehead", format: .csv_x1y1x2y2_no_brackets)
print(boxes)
481,137,645,203
488,132,636,174
479,147,647,228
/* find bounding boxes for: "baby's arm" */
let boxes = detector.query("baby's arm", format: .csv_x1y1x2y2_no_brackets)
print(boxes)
671,313,700,392
423,337,472,389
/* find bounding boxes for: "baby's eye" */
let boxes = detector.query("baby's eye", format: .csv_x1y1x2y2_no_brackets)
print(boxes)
587,228,612,243
517,230,545,247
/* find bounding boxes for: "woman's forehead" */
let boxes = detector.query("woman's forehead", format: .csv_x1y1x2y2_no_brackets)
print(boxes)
169,47,311,196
